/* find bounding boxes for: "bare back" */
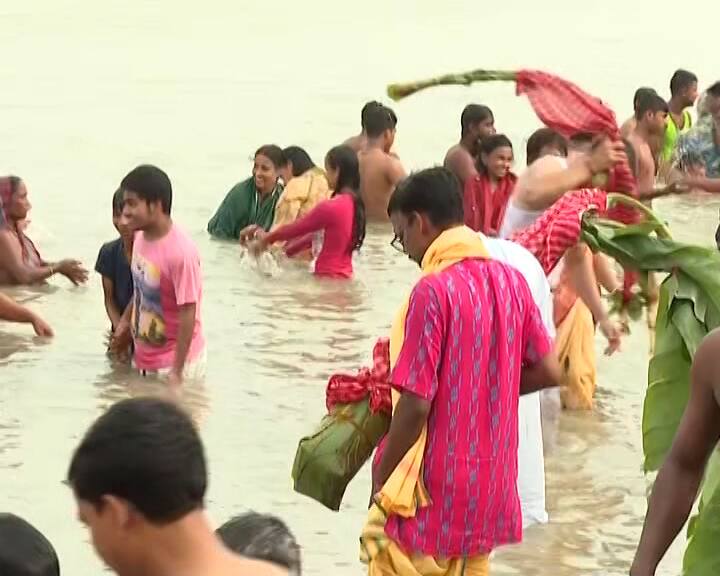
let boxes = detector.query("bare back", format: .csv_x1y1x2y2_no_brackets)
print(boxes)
359,148,406,222
0,229,33,285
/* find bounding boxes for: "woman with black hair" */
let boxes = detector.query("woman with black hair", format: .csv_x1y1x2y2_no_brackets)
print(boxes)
463,134,517,236
270,146,330,234
248,145,366,279
207,144,285,240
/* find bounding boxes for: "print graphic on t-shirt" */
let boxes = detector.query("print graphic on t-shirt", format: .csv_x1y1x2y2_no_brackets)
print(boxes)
131,254,167,346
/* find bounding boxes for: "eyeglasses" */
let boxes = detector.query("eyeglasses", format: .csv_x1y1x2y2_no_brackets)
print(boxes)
390,234,405,253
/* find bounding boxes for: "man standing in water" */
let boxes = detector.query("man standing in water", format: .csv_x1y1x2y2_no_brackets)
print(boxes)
444,104,496,186
630,329,720,576
344,100,383,153
358,105,406,221
67,397,286,576
112,165,205,387
627,92,669,196
363,167,560,574
661,69,698,166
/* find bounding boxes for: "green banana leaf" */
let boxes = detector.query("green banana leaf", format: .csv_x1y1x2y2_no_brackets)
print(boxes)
581,209,720,575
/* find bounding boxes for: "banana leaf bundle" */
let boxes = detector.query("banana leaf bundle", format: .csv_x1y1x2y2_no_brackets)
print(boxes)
291,339,392,511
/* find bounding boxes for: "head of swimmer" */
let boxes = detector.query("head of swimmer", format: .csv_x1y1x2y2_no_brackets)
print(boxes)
253,145,286,195
1,176,31,222
478,134,514,181
669,69,698,108
634,92,669,136
388,167,464,266
110,187,133,241
66,398,207,575
278,146,316,184
119,165,172,232
364,104,397,153
461,104,495,152
526,128,568,165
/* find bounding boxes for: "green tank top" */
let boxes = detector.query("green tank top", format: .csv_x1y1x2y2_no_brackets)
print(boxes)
662,109,692,162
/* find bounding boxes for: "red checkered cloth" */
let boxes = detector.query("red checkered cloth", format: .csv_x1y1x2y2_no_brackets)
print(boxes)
516,70,640,299
511,188,608,275
325,338,392,415
515,70,636,197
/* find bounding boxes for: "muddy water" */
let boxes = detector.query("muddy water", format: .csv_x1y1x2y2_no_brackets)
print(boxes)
0,1,718,574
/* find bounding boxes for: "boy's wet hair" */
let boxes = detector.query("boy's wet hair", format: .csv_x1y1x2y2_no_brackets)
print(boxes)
526,128,567,165
0,513,60,576
120,165,173,215
217,512,301,575
669,69,697,97
365,105,395,138
635,92,668,121
460,104,494,138
67,398,207,524
388,167,464,228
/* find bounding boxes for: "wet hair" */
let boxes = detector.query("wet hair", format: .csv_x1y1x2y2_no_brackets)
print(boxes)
120,165,172,215
217,512,301,575
622,138,638,179
254,145,286,169
364,106,395,139
67,397,207,524
708,81,720,99
670,69,698,97
633,87,657,110
282,146,315,177
385,105,398,129
460,104,494,138
0,514,60,576
478,134,513,175
526,128,567,165
111,187,124,215
325,145,365,252
387,167,464,229
635,92,668,121
360,101,383,130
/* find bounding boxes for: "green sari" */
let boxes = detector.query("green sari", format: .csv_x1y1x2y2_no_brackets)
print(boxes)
207,177,284,240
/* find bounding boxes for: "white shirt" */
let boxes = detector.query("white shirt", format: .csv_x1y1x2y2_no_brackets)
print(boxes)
481,234,555,528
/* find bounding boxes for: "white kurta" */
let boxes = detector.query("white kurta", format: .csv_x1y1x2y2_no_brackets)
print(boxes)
482,234,556,529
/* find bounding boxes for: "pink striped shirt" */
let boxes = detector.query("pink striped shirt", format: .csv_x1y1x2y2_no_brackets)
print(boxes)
383,258,552,557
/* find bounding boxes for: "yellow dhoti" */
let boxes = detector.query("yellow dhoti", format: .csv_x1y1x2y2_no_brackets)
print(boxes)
555,298,596,410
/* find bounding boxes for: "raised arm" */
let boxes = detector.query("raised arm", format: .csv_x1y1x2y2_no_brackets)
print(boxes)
265,199,334,245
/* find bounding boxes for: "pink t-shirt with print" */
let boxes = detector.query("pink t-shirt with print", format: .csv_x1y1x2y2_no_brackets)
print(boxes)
130,224,205,371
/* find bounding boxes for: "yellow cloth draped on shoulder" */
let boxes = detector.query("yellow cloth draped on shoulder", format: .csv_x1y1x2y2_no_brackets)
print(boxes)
271,168,330,229
360,225,490,576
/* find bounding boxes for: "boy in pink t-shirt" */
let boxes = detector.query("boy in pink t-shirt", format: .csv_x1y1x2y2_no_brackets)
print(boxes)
111,165,204,386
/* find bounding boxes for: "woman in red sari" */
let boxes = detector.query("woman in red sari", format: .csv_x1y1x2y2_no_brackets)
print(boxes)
463,134,517,236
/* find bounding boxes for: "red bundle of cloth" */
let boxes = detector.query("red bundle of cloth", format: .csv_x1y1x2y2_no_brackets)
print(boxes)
325,337,392,415
514,70,641,298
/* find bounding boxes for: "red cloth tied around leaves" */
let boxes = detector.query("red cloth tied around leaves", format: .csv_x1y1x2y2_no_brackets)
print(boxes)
515,70,641,299
325,338,392,415
463,173,517,236
511,188,608,275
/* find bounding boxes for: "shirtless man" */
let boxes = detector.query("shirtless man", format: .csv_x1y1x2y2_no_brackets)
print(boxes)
344,100,383,153
626,92,669,198
443,104,495,186
621,87,657,138
67,397,285,576
630,329,720,576
358,105,406,221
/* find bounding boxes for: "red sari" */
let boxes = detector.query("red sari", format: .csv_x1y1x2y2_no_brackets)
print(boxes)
463,172,517,236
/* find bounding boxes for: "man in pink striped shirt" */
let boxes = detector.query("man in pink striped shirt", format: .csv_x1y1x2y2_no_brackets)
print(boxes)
372,168,560,571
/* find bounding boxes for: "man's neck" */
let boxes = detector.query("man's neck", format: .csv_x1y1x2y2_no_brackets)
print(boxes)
365,137,386,152
143,217,172,241
668,97,687,116
128,513,226,576
634,123,653,143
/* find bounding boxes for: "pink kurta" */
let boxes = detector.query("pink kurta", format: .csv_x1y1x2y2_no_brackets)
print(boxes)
382,258,552,558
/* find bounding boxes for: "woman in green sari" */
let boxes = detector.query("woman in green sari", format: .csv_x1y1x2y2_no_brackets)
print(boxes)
207,145,286,240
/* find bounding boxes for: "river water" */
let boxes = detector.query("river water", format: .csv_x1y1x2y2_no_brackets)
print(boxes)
0,1,718,574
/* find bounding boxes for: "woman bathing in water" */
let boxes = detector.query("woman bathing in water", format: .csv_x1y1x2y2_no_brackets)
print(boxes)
0,176,88,286
463,134,517,236
207,145,286,240
245,145,366,279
